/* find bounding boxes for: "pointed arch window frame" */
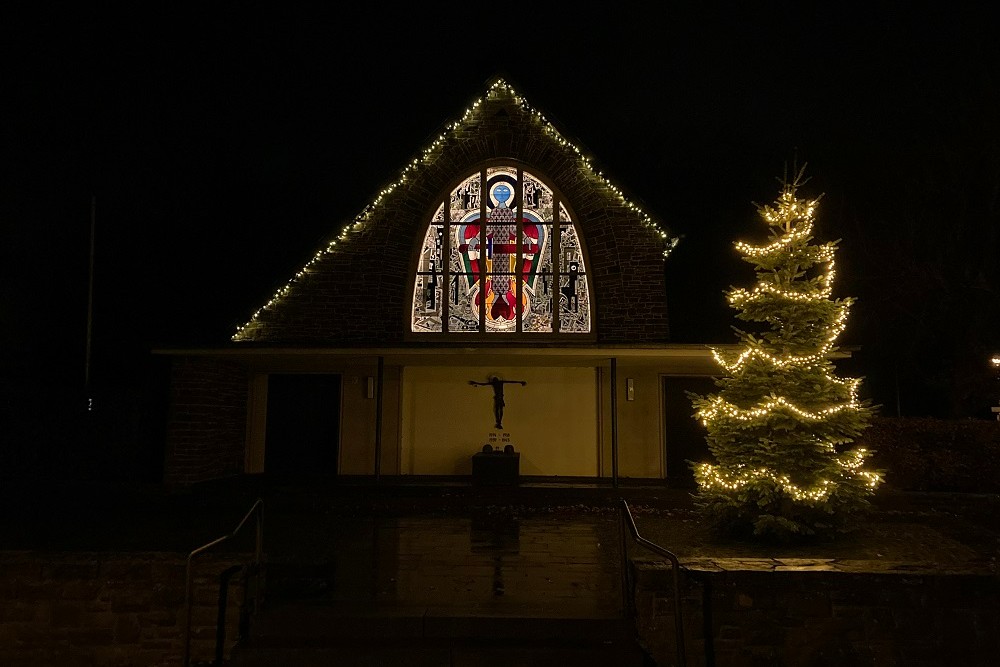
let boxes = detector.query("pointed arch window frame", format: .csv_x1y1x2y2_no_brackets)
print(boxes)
407,162,596,341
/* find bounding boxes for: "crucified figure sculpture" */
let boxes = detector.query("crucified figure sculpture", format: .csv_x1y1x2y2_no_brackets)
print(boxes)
468,376,527,429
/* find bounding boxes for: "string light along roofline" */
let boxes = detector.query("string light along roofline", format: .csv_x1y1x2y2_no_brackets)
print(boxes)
232,78,679,341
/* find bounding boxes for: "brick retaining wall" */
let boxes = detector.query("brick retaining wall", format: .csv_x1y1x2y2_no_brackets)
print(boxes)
0,551,250,667
633,558,1000,666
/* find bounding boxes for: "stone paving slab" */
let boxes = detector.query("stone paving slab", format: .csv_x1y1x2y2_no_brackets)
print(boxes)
2,477,996,576
262,512,625,622
231,640,646,667
248,598,632,641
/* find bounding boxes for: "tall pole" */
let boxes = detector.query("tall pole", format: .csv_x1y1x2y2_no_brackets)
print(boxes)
374,356,384,483
85,195,96,410
611,357,619,488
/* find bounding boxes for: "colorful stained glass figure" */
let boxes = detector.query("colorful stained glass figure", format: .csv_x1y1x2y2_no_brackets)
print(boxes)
411,167,590,334
412,220,445,332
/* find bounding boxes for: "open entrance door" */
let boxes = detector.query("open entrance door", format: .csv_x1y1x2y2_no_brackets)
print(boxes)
265,373,341,476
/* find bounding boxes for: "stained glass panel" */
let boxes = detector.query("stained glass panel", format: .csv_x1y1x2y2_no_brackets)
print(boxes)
559,270,591,332
523,221,553,332
412,220,445,332
448,271,480,332
524,173,553,221
411,167,590,334
450,173,480,220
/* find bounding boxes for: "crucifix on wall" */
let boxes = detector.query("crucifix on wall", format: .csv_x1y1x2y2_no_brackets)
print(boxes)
468,376,527,429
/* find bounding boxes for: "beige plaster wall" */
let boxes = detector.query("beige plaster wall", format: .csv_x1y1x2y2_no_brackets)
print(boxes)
247,361,675,480
339,365,402,475
400,366,599,476
599,365,667,479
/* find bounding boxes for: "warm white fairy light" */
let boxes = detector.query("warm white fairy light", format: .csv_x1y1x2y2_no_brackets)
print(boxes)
232,78,678,340
694,456,881,503
758,188,820,228
728,266,836,304
735,223,813,257
695,173,883,515
729,245,836,306
716,196,848,370
712,302,850,373
697,390,861,425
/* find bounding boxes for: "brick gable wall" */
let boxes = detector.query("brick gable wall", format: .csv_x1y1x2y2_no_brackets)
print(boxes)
235,89,671,344
161,85,675,485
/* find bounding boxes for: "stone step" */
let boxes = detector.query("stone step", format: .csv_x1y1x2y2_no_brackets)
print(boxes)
229,601,648,666
256,552,623,615
230,640,649,667
244,600,634,642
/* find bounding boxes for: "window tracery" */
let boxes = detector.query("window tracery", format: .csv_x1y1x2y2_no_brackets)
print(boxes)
412,167,591,334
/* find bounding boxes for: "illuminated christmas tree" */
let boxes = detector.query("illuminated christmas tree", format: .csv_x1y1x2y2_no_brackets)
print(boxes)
690,167,883,538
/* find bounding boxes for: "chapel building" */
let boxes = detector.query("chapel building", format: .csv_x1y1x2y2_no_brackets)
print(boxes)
155,78,719,488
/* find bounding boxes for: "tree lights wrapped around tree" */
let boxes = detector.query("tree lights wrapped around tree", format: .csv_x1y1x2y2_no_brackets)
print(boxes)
690,167,883,538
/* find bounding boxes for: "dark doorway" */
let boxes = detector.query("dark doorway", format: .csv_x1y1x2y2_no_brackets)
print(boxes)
661,376,717,488
265,374,341,476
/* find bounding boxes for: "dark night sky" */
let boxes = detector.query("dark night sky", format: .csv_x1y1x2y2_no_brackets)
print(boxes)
3,1,998,472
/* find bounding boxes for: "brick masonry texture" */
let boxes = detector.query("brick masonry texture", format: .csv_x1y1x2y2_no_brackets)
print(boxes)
163,357,248,486
0,551,248,667
632,559,1000,666
163,84,678,486
234,84,673,344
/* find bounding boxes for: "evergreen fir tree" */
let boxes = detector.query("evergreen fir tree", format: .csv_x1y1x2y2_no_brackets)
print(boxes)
690,166,883,539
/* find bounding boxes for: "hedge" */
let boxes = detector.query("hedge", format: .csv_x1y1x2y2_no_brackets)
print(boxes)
859,416,1000,493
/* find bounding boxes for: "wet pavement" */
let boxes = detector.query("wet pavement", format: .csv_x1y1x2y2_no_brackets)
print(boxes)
3,475,997,576
234,486,646,665
3,476,996,665
226,476,1000,640
262,511,624,619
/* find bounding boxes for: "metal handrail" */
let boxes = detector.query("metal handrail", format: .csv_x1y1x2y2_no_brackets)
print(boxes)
619,499,686,667
183,498,264,667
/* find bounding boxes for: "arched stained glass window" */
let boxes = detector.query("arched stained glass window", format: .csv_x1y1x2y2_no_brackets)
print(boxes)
411,166,591,334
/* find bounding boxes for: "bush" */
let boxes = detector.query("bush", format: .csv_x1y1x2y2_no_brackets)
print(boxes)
859,417,1000,493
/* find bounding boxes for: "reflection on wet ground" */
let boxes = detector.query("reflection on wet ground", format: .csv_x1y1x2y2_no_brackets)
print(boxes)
243,481,1000,628
264,511,623,618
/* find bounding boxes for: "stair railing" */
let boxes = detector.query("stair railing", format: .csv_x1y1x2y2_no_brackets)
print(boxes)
619,498,686,667
183,498,264,667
